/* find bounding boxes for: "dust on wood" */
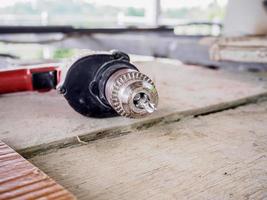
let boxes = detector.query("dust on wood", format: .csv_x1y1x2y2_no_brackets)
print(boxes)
29,101,267,200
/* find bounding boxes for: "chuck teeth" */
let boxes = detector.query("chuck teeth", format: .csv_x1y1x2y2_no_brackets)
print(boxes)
110,71,156,118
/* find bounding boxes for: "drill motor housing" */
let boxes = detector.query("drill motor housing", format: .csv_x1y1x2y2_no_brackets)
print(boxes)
59,51,158,118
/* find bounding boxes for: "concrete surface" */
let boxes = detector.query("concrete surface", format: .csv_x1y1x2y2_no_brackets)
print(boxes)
0,58,267,153
29,101,267,200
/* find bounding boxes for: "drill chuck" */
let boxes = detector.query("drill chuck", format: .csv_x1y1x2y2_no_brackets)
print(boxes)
105,69,158,118
59,51,158,118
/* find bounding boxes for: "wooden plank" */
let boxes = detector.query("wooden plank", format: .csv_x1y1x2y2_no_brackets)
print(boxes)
0,59,267,152
210,36,267,63
0,141,76,200
210,46,267,63
212,36,267,47
29,101,267,200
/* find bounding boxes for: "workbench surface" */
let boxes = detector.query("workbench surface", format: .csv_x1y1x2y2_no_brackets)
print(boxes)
0,58,267,199
30,101,267,200
1,58,267,152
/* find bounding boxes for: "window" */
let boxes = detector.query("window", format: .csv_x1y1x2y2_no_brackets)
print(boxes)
0,0,227,28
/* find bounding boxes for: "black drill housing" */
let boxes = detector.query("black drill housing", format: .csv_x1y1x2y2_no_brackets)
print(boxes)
60,51,138,118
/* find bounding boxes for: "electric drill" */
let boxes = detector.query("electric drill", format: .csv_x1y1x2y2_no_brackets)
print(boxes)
0,51,158,118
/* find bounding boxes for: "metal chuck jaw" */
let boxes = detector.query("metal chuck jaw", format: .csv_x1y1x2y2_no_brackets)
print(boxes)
59,51,158,118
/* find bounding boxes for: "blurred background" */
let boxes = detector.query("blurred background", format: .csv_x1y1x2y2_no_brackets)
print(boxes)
0,0,266,71
0,0,226,29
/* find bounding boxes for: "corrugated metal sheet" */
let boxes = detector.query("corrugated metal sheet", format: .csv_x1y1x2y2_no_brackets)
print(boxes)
0,141,76,200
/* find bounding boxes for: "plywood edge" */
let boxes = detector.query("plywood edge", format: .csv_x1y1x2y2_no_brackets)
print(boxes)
0,141,76,200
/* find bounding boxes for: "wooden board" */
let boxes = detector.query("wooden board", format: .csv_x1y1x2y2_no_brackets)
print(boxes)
0,141,76,200
211,36,267,47
29,101,267,200
0,59,267,154
210,36,267,63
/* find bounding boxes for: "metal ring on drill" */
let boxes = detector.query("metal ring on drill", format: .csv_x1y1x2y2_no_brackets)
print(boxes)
105,69,158,118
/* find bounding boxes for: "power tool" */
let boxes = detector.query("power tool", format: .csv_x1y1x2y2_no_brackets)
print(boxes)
0,51,158,118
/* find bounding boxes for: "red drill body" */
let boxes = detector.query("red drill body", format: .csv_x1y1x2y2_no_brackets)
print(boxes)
0,66,60,94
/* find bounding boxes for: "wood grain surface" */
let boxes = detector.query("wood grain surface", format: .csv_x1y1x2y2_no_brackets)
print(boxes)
0,141,76,200
0,59,267,154
30,101,267,200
